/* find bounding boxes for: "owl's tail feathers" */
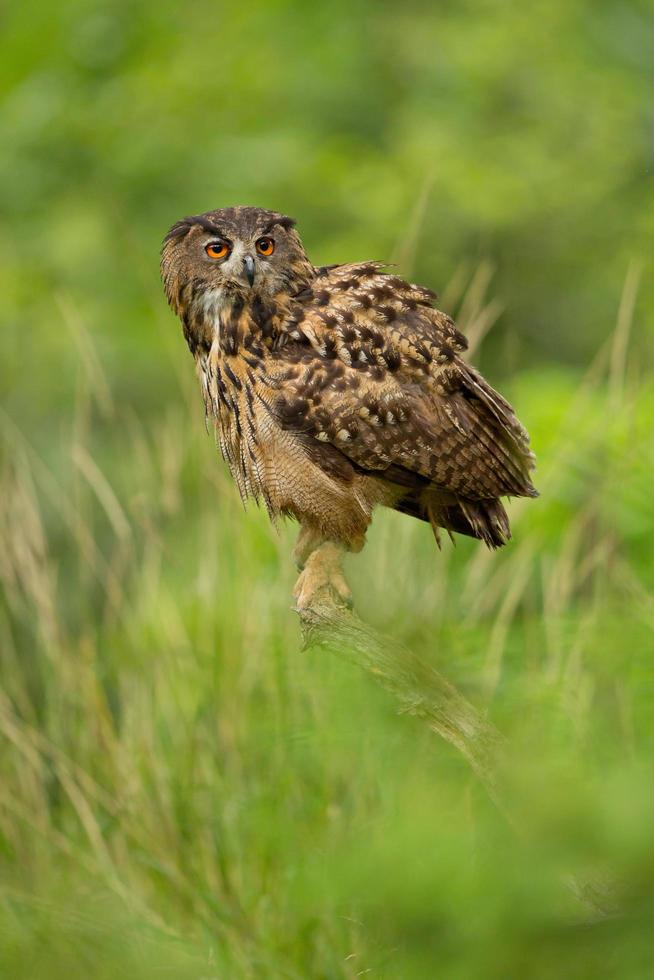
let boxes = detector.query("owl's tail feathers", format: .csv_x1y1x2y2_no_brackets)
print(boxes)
395,493,512,549
447,498,511,549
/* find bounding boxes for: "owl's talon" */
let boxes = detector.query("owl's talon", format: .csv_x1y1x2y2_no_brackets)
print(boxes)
292,542,352,611
293,572,353,612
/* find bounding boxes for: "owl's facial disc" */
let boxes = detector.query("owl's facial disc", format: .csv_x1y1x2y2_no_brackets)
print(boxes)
161,207,315,328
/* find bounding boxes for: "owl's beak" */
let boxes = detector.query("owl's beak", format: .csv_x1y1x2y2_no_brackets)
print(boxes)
242,254,256,287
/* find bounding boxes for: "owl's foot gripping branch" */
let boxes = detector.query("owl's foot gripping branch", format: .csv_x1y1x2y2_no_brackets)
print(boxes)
293,540,353,612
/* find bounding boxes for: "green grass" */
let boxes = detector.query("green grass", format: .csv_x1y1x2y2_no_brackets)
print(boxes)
1,271,653,978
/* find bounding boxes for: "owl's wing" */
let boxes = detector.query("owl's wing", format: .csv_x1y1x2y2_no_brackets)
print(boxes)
267,263,536,501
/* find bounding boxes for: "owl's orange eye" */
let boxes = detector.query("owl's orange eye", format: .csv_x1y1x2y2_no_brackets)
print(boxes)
205,241,230,260
256,237,275,256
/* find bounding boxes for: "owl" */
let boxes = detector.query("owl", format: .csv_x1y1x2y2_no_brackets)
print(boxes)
161,206,536,607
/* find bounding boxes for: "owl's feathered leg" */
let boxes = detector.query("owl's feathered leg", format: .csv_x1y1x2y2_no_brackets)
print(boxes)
292,525,325,571
293,527,353,612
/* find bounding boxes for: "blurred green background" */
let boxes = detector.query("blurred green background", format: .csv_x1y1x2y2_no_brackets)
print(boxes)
1,1,654,977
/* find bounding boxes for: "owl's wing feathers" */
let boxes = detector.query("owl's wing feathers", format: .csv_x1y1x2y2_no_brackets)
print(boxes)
269,263,536,505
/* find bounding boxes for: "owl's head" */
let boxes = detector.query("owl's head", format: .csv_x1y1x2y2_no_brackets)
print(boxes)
161,205,313,318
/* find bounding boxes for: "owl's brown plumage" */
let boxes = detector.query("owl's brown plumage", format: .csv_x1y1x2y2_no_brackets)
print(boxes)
161,206,536,572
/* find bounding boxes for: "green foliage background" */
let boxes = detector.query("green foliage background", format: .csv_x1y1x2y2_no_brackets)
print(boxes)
1,1,653,977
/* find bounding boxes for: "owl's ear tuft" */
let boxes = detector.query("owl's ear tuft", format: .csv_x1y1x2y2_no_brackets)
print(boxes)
276,215,296,231
163,218,195,246
262,214,296,234
163,214,222,247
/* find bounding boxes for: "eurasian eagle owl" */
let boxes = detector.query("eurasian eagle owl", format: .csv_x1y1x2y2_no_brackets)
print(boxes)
161,206,536,606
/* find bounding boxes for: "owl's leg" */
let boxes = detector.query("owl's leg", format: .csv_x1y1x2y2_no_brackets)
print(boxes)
294,525,365,567
293,535,353,612
293,524,325,571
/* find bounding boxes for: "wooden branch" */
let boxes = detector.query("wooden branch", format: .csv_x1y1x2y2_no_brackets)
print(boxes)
294,571,615,917
295,579,508,814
